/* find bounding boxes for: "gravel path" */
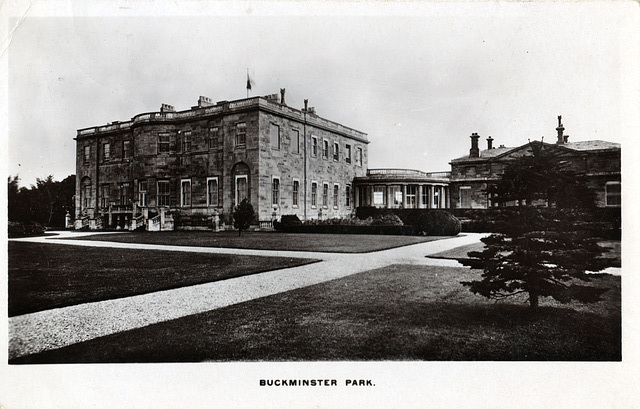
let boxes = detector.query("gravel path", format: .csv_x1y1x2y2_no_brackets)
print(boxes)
6,232,506,359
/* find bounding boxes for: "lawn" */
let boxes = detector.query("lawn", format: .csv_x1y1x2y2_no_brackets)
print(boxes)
8,242,318,317
11,264,620,363
63,230,445,253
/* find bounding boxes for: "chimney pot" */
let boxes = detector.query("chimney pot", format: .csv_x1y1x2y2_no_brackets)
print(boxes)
469,133,480,157
487,136,494,150
556,115,565,144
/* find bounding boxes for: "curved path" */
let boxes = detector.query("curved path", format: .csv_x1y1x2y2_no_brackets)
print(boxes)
10,231,617,360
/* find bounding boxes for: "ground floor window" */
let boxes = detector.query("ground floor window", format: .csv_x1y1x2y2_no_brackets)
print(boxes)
373,186,385,207
345,184,351,207
157,180,169,207
272,177,280,206
236,175,248,205
333,184,339,208
311,182,318,207
100,184,109,209
293,180,299,207
406,185,417,208
120,182,131,205
181,179,191,207
322,183,329,208
138,180,147,207
606,182,621,206
459,186,471,208
207,177,219,207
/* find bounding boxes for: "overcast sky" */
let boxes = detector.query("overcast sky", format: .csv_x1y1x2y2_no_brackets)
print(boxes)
5,1,638,187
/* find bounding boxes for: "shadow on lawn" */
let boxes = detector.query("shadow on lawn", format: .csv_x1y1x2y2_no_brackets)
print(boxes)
10,301,620,364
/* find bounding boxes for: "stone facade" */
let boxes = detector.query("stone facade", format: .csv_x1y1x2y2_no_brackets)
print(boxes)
449,117,621,209
75,94,368,230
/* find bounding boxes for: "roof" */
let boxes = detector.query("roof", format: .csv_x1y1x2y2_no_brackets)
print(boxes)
451,140,620,163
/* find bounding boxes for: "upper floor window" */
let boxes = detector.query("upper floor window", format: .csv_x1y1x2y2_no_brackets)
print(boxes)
182,131,192,153
123,140,131,159
235,122,247,146
102,143,110,162
209,127,218,150
292,130,300,154
345,144,351,163
322,140,329,160
270,124,281,150
84,145,91,164
312,136,318,157
333,142,339,161
606,182,621,207
355,147,363,166
158,132,171,153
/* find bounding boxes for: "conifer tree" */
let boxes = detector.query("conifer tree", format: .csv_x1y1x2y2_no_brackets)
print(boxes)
233,198,255,236
460,142,609,312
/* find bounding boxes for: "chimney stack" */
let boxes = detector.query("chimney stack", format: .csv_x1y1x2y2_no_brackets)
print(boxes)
160,104,175,113
198,96,213,108
280,88,286,105
487,136,494,150
556,115,565,144
469,133,480,157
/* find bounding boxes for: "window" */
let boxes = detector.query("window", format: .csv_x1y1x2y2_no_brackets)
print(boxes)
102,143,110,162
292,130,300,154
235,175,248,205
207,177,219,207
293,180,299,207
311,182,318,207
406,185,417,208
345,144,351,163
422,185,429,208
322,183,329,207
333,142,339,161
157,180,170,207
345,184,351,207
333,184,339,208
138,181,147,207
459,186,471,208
373,186,385,207
312,136,318,157
182,131,191,152
235,122,246,146
355,147,363,166
209,127,218,150
82,182,91,209
390,185,402,207
101,185,110,209
322,140,329,159
606,182,621,206
181,179,191,207
272,177,280,206
123,140,131,159
120,182,131,205
270,123,280,150
158,132,170,153
84,145,91,164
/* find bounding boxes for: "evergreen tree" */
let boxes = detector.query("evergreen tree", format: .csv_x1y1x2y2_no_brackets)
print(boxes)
461,143,609,312
233,198,255,236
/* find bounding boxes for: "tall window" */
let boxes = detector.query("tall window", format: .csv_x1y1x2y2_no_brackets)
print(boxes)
101,185,110,208
459,186,471,208
158,132,170,153
345,144,351,163
293,180,299,207
312,136,318,157
138,181,147,207
292,130,300,154
272,177,280,205
120,182,131,205
322,183,329,207
235,122,246,146
209,127,218,150
182,131,191,152
236,176,248,205
102,143,110,162
333,142,339,161
373,186,385,207
406,185,417,208
123,140,131,159
82,182,91,209
84,145,91,164
333,184,339,208
606,182,621,206
311,182,318,207
422,185,429,208
181,179,191,207
355,147,363,166
207,177,219,207
345,184,351,207
157,180,169,207
322,140,329,159
270,123,280,150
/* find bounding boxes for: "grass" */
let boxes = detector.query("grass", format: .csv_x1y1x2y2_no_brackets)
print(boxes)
10,264,620,363
8,241,318,317
62,230,445,253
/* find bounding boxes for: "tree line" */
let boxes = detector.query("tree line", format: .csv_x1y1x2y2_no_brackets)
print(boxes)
8,174,76,228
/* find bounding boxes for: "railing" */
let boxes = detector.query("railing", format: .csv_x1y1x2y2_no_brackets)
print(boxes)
81,217,89,228
95,217,103,230
229,97,260,109
367,169,451,179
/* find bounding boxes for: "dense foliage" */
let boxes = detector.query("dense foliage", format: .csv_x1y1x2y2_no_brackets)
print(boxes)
417,210,461,236
460,143,609,311
232,199,255,235
8,175,75,228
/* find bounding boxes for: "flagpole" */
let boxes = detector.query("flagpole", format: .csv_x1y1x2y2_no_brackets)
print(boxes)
246,68,250,98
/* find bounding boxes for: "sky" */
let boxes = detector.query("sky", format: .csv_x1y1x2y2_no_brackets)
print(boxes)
4,1,638,189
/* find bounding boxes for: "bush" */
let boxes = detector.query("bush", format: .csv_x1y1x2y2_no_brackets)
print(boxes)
370,213,404,226
273,214,302,231
417,211,461,236
8,221,46,238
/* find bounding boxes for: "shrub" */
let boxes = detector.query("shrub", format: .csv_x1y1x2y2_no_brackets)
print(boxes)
417,211,461,236
370,213,404,226
8,221,45,238
273,214,302,231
